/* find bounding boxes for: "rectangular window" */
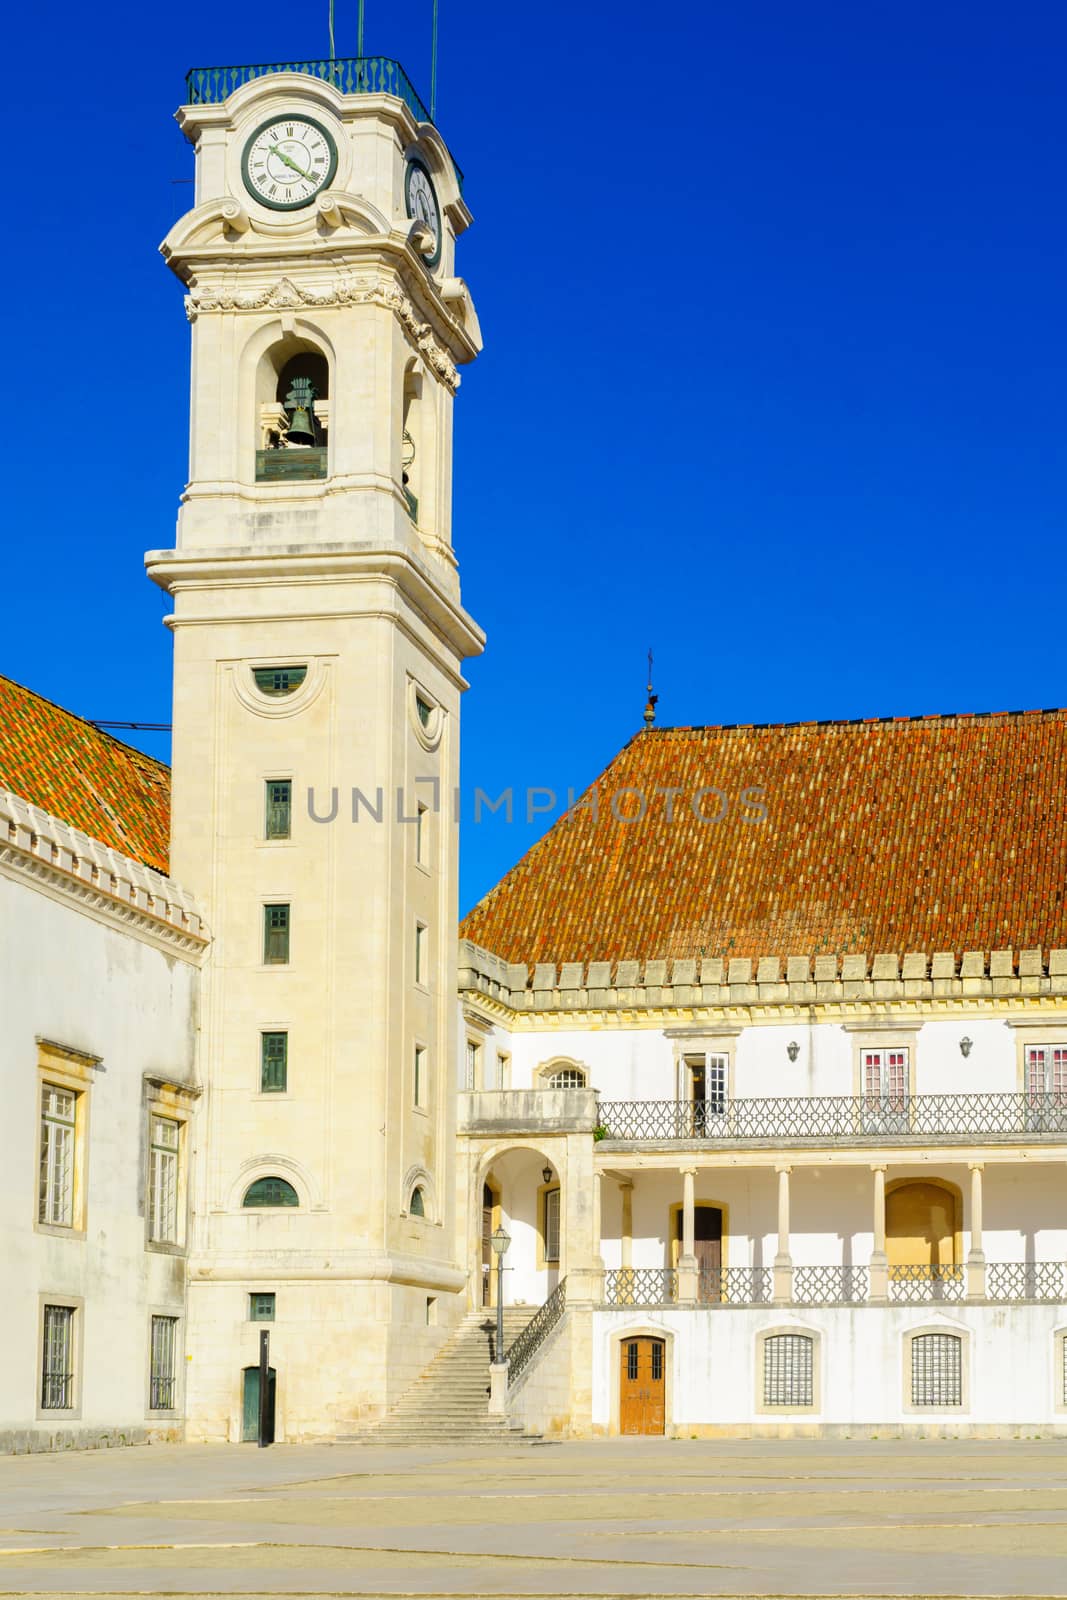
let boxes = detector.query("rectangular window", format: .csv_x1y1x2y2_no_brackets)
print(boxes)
415,803,429,866
148,1116,180,1244
264,903,290,964
39,1086,76,1227
543,1187,561,1263
465,1039,480,1090
763,1333,814,1407
911,1332,962,1406
149,1315,178,1410
497,1052,510,1091
41,1304,74,1410
249,1292,276,1322
415,923,427,984
863,1048,908,1103
261,1032,288,1093
265,779,292,840
1026,1045,1067,1100
414,1045,427,1108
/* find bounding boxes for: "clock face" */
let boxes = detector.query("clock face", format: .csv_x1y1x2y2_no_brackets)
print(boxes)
405,161,442,268
242,115,338,211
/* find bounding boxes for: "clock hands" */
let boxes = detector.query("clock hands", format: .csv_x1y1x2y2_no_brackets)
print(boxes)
269,143,315,184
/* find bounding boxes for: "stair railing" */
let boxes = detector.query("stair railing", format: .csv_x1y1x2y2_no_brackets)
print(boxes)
503,1277,567,1386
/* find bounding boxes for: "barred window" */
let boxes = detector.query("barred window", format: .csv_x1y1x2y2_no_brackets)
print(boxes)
39,1086,76,1226
41,1304,74,1409
265,780,292,840
911,1332,963,1406
261,1032,288,1093
546,1068,586,1088
149,1315,178,1409
264,904,290,964
763,1333,814,1407
148,1116,180,1243
543,1188,561,1263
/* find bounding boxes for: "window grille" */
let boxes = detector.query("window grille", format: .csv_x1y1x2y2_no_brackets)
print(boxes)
263,904,290,964
651,1342,664,1381
249,1293,276,1321
149,1315,178,1409
911,1332,962,1406
253,665,306,696
265,780,292,840
243,1176,299,1208
261,1033,288,1093
543,1187,561,1263
39,1086,76,1226
41,1305,74,1409
763,1333,814,1406
626,1341,639,1380
546,1068,586,1088
148,1117,180,1243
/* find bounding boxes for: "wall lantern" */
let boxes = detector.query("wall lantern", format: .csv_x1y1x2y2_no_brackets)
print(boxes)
787,1040,800,1062
542,1166,554,1185
960,1036,973,1058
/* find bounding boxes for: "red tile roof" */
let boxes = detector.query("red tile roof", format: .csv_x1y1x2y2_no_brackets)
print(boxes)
0,674,170,874
460,712,1067,965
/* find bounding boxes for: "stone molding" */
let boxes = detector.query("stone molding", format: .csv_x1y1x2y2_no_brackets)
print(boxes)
184,273,460,391
0,790,208,957
458,939,1067,1016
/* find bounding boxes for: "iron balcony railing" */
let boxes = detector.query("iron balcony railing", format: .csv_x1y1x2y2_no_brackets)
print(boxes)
186,55,429,117
505,1276,566,1386
596,1093,1067,1144
600,1263,1066,1308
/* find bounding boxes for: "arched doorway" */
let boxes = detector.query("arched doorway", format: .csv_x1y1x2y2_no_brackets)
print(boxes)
886,1180,961,1269
475,1147,562,1309
620,1337,666,1435
241,1365,276,1443
481,1178,501,1307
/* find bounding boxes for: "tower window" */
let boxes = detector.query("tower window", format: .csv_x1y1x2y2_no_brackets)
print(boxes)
253,666,307,697
264,904,290,964
261,1032,288,1093
149,1315,179,1410
414,1045,427,1107
242,1176,299,1208
415,694,433,728
410,1186,426,1217
265,780,292,839
415,923,428,984
249,1292,276,1321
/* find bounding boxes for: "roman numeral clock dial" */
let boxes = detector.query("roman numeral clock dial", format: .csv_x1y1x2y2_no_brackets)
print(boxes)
242,115,338,210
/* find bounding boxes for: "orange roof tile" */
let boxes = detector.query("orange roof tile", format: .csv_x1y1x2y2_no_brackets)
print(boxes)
460,712,1067,965
0,674,170,874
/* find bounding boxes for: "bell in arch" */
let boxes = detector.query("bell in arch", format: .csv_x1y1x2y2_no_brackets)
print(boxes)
284,376,318,447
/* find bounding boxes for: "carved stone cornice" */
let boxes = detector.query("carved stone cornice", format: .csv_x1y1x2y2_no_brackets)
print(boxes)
184,273,460,391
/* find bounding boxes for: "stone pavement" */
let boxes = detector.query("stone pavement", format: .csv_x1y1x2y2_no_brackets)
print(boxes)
0,1437,1066,1598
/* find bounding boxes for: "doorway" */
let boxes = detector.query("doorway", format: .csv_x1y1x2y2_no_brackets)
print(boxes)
481,1179,500,1307
886,1181,959,1267
673,1204,723,1300
620,1337,666,1435
241,1365,276,1443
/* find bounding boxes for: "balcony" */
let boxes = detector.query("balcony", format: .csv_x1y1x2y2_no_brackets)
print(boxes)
600,1262,1067,1308
596,1093,1067,1147
459,1088,599,1136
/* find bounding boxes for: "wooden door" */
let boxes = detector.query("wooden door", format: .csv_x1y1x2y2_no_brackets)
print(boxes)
481,1183,494,1306
619,1338,666,1435
241,1365,276,1443
675,1206,723,1300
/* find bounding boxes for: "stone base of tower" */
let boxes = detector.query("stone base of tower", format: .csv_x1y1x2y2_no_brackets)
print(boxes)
183,1275,467,1442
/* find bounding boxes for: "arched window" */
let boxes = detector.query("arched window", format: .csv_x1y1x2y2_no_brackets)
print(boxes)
410,1186,426,1217
544,1066,587,1089
909,1332,963,1407
242,1176,299,1208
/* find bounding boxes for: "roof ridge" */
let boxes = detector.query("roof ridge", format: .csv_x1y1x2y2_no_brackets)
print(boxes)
643,706,1067,736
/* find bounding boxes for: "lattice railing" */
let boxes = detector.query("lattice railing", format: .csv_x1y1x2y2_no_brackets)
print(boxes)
595,1093,1067,1144
698,1267,774,1305
505,1277,566,1385
888,1265,966,1303
793,1265,870,1305
986,1262,1067,1302
602,1268,678,1306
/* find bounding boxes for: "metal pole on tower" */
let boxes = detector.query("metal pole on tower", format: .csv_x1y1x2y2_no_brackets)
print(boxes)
328,0,336,61
358,0,365,57
430,0,439,121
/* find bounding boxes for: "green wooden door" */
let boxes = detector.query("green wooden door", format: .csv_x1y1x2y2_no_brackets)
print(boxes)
241,1366,276,1442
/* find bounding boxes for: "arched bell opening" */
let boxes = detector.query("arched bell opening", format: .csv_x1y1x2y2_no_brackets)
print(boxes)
255,336,331,484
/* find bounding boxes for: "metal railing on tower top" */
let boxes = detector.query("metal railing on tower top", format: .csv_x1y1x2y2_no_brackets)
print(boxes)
185,55,429,117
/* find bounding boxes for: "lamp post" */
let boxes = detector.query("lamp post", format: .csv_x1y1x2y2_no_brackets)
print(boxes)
490,1223,511,1363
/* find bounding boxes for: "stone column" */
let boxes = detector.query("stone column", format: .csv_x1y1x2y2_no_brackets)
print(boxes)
677,1167,698,1302
869,1164,888,1301
563,1132,603,1303
773,1164,793,1303
967,1162,986,1298
620,1180,634,1271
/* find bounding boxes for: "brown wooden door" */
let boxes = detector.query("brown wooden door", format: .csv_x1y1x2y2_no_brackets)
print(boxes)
620,1338,666,1435
675,1206,723,1300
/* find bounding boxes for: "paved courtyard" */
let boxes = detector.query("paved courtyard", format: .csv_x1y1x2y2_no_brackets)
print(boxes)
0,1437,1066,1599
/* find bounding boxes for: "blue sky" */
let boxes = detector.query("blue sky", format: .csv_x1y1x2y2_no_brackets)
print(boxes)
2,1,1064,912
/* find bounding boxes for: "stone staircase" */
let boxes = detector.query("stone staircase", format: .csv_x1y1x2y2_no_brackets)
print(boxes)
367,1307,540,1444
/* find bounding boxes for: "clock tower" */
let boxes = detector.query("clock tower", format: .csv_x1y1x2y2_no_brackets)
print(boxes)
146,57,483,1438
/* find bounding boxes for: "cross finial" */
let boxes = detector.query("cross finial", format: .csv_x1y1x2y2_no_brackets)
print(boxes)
643,647,658,728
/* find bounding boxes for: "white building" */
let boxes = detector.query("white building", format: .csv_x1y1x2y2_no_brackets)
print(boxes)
2,50,1067,1448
